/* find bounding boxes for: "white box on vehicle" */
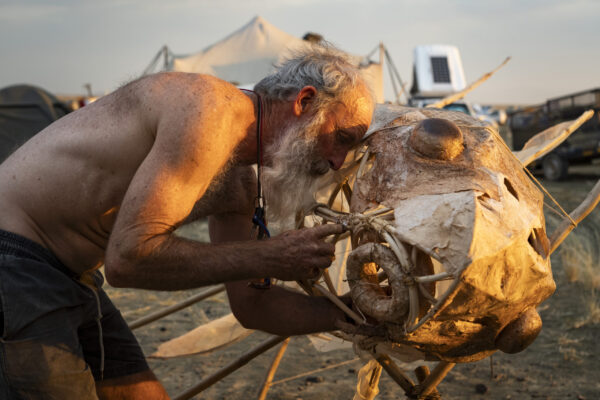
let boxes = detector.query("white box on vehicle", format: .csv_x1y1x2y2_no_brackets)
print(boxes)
410,45,467,98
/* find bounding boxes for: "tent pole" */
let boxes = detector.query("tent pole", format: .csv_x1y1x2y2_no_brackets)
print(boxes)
142,47,164,76
383,46,408,104
385,49,401,104
163,45,169,70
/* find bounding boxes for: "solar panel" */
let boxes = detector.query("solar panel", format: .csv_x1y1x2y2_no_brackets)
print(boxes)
431,57,451,83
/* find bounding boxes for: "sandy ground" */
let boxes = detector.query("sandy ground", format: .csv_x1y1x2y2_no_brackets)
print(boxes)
104,163,600,400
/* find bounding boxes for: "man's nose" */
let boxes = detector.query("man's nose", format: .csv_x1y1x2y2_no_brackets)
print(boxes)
328,152,347,170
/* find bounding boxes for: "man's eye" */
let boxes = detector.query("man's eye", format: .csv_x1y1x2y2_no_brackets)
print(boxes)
336,131,354,145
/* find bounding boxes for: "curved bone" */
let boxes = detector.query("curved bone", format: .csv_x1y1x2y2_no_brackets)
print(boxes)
347,243,409,322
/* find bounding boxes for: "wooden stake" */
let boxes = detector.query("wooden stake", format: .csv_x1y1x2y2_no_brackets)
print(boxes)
128,285,225,330
172,335,287,400
549,179,600,254
375,354,415,394
415,365,441,399
257,338,291,400
418,361,455,398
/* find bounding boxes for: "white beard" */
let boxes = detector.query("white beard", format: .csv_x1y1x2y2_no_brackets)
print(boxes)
261,118,331,231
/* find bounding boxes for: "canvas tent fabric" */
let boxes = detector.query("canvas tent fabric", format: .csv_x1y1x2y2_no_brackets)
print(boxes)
149,16,384,102
0,85,71,163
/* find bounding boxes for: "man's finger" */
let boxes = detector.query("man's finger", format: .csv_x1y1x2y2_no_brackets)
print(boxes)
310,223,344,238
315,242,336,256
313,256,335,269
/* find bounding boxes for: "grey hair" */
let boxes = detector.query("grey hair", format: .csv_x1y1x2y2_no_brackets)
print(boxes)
254,44,370,120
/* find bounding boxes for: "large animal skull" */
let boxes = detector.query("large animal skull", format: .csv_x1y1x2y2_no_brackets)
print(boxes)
338,105,555,363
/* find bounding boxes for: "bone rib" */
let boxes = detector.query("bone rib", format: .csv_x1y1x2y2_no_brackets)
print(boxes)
418,282,437,304
405,285,420,331
414,272,452,283
357,148,371,178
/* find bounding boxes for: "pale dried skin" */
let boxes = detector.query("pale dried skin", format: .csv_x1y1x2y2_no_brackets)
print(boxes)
352,359,382,400
345,104,556,362
151,313,252,358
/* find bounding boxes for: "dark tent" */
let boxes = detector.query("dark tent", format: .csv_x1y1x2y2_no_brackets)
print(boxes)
0,84,72,163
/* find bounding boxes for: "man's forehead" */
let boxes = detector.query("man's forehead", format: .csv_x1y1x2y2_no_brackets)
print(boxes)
339,96,373,131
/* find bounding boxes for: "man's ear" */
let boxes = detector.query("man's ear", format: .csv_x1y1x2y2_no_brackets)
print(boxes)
292,86,317,117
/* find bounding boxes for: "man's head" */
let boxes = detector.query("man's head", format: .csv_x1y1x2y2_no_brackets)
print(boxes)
254,45,375,226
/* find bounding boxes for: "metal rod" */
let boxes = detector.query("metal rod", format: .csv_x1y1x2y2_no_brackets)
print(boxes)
375,354,415,394
128,285,225,330
418,361,456,398
257,338,291,400
172,335,288,400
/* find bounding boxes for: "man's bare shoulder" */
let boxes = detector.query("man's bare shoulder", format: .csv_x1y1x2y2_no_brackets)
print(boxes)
129,72,253,115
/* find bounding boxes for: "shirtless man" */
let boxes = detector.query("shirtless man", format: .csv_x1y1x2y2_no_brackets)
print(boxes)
0,47,374,399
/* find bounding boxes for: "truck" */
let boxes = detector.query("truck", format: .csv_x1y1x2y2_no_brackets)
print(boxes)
509,88,600,180
407,45,506,135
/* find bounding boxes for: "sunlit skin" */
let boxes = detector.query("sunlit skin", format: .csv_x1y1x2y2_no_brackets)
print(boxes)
0,72,373,398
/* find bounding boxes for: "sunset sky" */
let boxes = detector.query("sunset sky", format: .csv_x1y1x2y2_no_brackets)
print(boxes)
1,0,598,104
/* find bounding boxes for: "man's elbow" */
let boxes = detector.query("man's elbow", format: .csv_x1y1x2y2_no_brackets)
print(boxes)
229,298,258,330
104,252,138,288
226,284,266,331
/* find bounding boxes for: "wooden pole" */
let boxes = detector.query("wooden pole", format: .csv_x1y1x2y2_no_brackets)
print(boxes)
256,338,291,400
172,335,287,400
128,285,225,330
414,366,440,399
549,178,600,254
375,354,415,394
417,361,455,398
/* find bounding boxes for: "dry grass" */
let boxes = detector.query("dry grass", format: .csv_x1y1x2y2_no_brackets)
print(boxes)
557,334,583,363
557,231,600,328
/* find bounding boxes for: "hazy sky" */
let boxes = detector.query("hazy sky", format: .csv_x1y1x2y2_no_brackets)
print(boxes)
1,0,598,104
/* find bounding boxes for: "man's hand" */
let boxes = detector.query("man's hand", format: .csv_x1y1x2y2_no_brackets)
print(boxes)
266,223,344,281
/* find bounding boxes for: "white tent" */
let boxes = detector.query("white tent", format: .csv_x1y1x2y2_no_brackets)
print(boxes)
144,16,384,103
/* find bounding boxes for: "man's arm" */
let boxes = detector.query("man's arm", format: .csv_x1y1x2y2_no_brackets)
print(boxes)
104,75,339,290
207,195,347,336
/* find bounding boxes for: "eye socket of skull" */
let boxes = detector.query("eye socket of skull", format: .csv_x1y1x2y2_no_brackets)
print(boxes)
408,118,464,160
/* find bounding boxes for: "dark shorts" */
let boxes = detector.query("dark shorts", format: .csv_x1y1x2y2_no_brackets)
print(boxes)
0,230,149,399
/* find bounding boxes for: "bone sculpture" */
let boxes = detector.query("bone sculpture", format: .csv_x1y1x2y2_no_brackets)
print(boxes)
153,104,599,400
314,104,594,364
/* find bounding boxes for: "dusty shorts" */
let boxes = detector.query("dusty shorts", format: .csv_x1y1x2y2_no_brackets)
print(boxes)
0,230,149,399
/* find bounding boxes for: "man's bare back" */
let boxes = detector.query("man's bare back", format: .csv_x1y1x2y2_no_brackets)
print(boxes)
0,73,254,275
0,47,375,399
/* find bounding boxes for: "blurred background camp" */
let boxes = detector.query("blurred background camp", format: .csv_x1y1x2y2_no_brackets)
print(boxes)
1,0,599,174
